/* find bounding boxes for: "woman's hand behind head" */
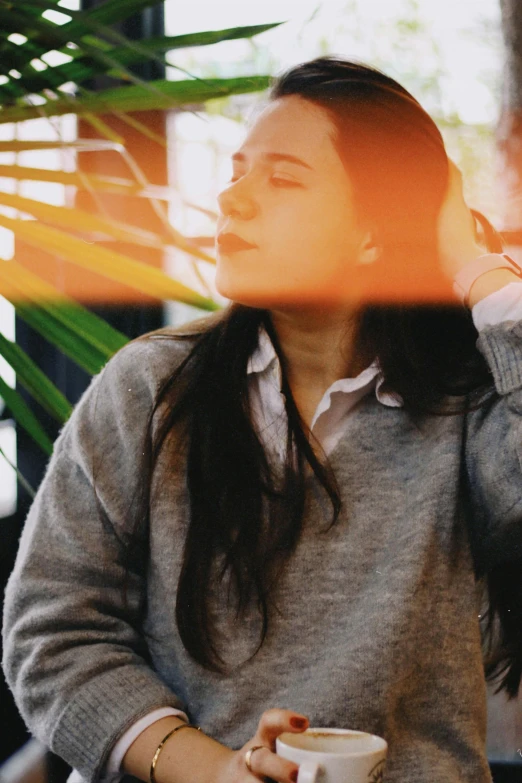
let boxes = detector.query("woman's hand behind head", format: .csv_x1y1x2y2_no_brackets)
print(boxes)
437,158,484,281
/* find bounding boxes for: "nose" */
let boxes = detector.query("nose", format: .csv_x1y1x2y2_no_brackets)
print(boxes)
217,177,258,221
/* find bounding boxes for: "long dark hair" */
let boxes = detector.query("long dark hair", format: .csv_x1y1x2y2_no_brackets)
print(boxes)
106,57,520,697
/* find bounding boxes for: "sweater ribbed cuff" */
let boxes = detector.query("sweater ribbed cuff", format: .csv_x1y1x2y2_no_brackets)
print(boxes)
475,319,522,396
50,665,186,783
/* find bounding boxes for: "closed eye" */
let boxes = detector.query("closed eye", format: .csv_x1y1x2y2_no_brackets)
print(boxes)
227,175,302,189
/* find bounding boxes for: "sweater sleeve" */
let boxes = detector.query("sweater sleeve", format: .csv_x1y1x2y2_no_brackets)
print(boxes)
101,708,189,783
471,280,522,331
464,314,522,571
1,338,191,783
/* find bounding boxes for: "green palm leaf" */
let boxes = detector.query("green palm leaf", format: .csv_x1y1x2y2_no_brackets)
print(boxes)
0,376,54,455
0,164,177,200
0,1,276,459
0,7,76,54
4,24,281,94
0,262,128,372
58,0,163,28
18,0,163,29
0,75,271,123
0,332,72,421
13,303,119,375
0,2,278,107
0,140,120,152
0,192,215,262
0,216,220,309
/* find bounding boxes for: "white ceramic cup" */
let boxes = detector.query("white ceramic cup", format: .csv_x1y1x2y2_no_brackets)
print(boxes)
276,727,387,783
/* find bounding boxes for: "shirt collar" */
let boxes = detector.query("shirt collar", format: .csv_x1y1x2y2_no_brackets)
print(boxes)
247,323,403,408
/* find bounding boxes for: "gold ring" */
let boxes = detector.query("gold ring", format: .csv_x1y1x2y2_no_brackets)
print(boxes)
245,745,266,773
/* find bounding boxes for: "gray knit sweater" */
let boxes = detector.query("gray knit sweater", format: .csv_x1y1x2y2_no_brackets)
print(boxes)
3,319,522,783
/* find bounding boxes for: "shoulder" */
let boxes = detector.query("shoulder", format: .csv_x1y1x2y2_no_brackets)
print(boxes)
100,328,202,400
103,312,224,387
59,316,220,453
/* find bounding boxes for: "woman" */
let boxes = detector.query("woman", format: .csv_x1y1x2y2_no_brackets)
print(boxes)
3,56,522,783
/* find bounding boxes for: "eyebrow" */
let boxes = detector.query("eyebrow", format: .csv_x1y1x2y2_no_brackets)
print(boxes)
231,151,314,171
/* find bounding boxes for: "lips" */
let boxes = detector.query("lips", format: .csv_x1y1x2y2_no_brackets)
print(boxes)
217,232,257,252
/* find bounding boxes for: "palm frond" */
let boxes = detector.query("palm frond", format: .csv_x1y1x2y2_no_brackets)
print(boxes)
0,23,281,95
0,375,54,455
0,75,271,123
0,262,128,371
0,165,177,200
0,216,220,309
0,1,278,456
0,331,72,421
0,192,215,262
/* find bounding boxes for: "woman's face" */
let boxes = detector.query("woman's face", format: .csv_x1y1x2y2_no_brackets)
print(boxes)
215,95,375,309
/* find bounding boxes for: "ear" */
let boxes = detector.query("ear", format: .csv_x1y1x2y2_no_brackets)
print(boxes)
355,230,382,266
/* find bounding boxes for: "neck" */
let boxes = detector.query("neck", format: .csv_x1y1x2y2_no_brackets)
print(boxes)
267,305,365,392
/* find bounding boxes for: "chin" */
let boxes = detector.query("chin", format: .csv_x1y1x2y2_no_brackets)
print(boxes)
215,270,315,309
214,274,264,307
216,287,273,309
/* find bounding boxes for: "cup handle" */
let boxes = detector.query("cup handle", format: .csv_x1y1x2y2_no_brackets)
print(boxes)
297,760,321,783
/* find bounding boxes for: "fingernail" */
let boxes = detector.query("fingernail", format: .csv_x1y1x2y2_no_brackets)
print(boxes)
290,717,307,728
290,770,298,782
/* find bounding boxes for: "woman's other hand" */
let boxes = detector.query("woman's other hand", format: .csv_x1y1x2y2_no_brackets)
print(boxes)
437,158,484,280
216,708,308,783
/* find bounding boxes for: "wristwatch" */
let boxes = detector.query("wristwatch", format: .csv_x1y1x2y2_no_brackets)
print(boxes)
452,253,522,308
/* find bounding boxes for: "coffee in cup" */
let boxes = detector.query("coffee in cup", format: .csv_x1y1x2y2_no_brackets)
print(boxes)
276,727,387,783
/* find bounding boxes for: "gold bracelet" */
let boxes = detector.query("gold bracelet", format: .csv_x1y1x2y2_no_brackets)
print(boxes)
149,723,201,783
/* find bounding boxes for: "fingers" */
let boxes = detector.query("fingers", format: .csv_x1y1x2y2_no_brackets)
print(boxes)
256,708,309,750
236,709,309,782
245,745,299,783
